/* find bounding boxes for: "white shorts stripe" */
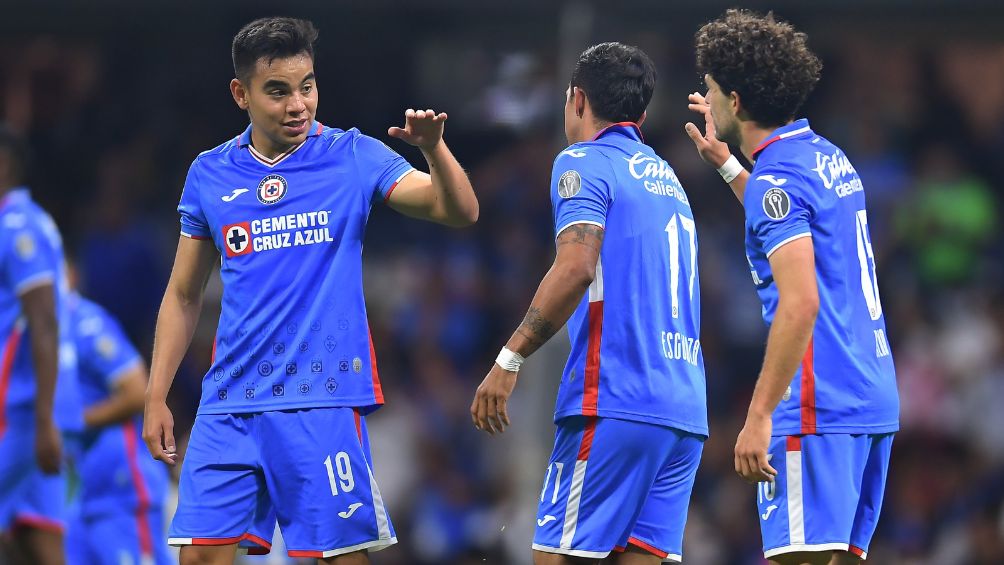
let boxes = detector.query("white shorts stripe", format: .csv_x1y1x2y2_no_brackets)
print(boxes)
559,460,589,548
367,466,392,539
764,542,849,558
786,449,805,544
532,543,609,559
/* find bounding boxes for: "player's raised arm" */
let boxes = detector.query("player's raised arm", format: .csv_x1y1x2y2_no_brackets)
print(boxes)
684,91,749,202
471,223,604,435
143,236,217,465
384,109,478,227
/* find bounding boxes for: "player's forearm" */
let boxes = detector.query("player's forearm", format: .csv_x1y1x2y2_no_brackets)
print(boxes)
748,295,818,417
419,141,479,227
728,169,750,203
85,366,145,427
506,263,592,359
146,289,203,403
28,314,59,424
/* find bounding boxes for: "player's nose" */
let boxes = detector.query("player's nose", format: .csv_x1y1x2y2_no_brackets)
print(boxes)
288,92,307,114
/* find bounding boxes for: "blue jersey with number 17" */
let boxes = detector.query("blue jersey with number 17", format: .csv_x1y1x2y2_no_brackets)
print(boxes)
178,122,414,415
744,119,899,436
549,123,707,437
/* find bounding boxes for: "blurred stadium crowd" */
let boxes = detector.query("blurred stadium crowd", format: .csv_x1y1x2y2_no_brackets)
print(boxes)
1,2,1003,563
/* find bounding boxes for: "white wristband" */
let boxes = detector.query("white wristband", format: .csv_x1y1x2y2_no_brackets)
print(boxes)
717,155,744,183
495,347,525,373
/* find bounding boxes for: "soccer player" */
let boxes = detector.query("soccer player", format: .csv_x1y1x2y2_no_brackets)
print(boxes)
0,125,82,565
64,285,171,565
141,17,478,565
471,43,706,564
684,9,899,565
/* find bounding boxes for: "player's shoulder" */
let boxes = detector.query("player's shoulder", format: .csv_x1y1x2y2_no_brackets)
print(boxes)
552,142,615,172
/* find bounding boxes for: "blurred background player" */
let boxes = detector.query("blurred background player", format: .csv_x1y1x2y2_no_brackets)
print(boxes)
0,125,82,565
141,16,478,565
685,8,899,565
472,43,706,564
64,260,172,565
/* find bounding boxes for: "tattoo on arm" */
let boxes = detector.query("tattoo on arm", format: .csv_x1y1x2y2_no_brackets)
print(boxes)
516,307,557,352
556,224,604,250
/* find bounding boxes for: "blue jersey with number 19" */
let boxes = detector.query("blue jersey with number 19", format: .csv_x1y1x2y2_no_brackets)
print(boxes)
549,123,706,436
178,123,414,415
744,119,899,436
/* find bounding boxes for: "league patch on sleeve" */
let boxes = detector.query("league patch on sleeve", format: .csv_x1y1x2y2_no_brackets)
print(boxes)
762,187,792,220
557,170,582,198
15,232,36,260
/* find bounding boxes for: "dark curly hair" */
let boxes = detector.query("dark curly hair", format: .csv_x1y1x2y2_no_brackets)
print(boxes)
232,17,319,82
695,9,821,128
571,42,656,124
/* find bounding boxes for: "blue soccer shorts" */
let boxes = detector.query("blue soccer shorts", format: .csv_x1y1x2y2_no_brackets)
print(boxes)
67,507,172,565
168,407,396,558
532,416,705,562
0,424,69,534
757,433,894,560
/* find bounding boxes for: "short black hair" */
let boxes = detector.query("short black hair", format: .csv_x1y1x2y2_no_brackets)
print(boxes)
570,42,656,124
695,9,821,128
232,17,319,82
0,125,28,186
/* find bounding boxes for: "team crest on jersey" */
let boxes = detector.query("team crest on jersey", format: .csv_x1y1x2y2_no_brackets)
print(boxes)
222,222,253,257
257,174,288,205
558,170,582,198
762,187,791,220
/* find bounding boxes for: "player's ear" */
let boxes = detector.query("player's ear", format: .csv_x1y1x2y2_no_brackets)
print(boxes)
573,87,587,119
231,78,249,111
729,90,742,118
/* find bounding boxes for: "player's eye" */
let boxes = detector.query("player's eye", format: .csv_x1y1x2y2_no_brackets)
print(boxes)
302,84,313,94
269,90,286,98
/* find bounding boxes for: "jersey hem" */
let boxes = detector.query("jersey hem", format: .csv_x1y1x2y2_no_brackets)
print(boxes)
554,408,708,438
771,422,899,436
196,398,384,416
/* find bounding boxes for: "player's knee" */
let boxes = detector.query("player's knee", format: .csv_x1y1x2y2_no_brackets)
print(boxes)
179,544,236,565
829,551,864,565
770,551,832,565
533,549,596,565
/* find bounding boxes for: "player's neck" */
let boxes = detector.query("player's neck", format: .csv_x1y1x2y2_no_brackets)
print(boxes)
249,129,295,160
739,121,781,163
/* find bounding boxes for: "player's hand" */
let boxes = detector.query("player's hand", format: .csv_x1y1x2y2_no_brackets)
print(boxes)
34,417,62,474
143,399,178,466
684,92,733,169
388,108,447,151
734,411,777,483
471,364,517,435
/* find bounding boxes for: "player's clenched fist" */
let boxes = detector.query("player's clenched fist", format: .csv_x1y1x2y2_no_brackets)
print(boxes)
143,400,178,466
471,365,517,435
388,108,447,151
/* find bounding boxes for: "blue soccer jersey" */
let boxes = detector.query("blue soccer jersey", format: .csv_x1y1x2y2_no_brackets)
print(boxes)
0,188,81,433
744,119,899,436
178,123,414,415
71,293,167,518
550,123,706,436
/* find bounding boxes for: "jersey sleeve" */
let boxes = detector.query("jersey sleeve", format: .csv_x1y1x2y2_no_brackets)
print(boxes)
551,148,612,237
178,160,211,240
744,166,814,257
351,133,416,204
0,214,59,295
77,305,143,388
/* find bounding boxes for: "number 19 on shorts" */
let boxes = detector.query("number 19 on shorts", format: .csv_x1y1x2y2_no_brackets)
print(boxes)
323,452,355,496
